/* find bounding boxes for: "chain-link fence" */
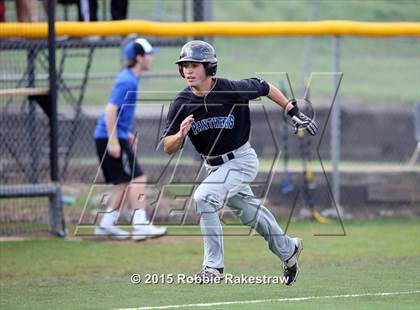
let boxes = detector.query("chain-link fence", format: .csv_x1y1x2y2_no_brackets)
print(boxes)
0,0,203,236
0,15,65,236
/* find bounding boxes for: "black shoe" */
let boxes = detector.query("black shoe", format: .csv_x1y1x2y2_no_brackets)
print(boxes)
283,238,303,286
195,266,224,284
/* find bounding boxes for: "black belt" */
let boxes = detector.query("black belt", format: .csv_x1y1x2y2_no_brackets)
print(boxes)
203,151,235,166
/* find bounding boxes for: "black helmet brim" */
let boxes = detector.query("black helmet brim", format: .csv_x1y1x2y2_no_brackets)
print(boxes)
175,58,217,64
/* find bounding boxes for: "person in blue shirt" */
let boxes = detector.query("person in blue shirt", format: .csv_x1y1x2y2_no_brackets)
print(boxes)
93,38,166,241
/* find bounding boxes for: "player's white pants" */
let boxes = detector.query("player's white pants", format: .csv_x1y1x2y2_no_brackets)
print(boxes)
194,142,296,269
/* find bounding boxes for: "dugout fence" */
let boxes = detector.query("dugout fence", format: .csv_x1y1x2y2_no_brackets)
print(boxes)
0,0,64,236
0,0,207,236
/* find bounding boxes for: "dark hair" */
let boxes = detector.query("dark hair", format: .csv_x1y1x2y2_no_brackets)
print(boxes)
134,42,146,57
124,42,147,68
125,59,137,68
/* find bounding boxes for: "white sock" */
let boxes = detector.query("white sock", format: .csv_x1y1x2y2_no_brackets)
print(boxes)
132,208,148,226
100,208,119,227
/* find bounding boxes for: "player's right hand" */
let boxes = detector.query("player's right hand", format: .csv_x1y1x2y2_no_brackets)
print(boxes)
179,114,194,138
107,143,121,158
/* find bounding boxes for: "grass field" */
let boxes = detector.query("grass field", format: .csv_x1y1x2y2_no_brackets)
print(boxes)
1,2,419,308
1,217,419,310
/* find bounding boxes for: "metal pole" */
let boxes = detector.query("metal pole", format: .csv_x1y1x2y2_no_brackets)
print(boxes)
48,0,66,236
331,36,341,206
63,4,68,21
192,0,207,41
102,0,107,20
182,0,187,22
48,0,59,183
203,0,214,45
27,48,39,183
302,0,318,90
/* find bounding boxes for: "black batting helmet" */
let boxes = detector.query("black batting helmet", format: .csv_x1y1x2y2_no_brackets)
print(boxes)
176,40,217,78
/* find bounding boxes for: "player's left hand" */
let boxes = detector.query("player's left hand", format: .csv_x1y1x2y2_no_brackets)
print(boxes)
287,99,319,136
291,112,319,136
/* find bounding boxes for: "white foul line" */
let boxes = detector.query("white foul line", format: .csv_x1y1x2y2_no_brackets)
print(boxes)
115,290,420,310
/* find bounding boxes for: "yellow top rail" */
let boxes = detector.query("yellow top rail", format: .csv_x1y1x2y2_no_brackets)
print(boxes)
0,20,419,38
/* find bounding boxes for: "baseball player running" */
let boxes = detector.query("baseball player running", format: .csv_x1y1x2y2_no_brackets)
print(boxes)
161,41,318,285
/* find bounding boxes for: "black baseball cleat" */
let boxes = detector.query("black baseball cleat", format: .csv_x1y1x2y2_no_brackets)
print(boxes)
194,266,224,284
283,238,303,286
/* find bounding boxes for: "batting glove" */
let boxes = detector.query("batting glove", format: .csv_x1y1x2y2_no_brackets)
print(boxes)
287,100,319,136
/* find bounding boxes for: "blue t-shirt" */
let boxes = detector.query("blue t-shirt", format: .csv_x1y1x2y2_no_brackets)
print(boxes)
93,68,139,140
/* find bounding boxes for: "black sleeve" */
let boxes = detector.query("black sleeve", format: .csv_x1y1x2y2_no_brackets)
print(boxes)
228,78,270,101
160,99,185,140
